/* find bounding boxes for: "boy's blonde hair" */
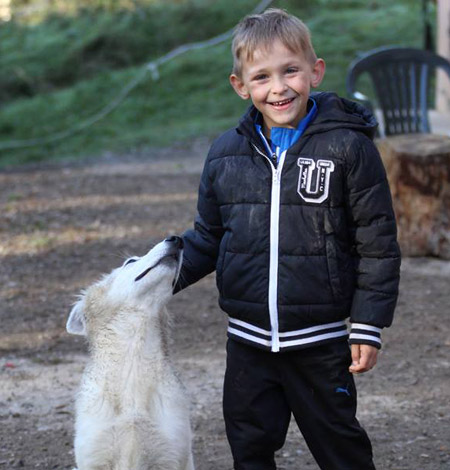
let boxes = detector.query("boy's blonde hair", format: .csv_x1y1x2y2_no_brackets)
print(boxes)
231,8,317,77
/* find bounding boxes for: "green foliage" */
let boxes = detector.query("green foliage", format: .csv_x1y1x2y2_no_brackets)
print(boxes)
0,0,257,103
0,0,436,166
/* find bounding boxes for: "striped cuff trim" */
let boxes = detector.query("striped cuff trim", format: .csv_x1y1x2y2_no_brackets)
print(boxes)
349,323,382,348
228,318,348,351
350,323,382,334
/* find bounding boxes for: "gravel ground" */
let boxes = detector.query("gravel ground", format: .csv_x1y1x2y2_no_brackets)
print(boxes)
1,140,449,470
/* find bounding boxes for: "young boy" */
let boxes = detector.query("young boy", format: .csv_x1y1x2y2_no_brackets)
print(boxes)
175,8,400,470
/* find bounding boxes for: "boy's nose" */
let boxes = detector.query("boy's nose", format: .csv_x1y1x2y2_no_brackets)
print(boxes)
272,76,288,93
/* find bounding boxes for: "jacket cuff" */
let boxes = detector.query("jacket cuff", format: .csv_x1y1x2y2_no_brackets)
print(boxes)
348,323,382,349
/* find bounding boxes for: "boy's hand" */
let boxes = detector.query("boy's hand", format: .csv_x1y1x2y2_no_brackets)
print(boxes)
349,344,378,374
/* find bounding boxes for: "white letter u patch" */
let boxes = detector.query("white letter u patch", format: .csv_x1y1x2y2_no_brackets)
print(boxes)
297,158,335,203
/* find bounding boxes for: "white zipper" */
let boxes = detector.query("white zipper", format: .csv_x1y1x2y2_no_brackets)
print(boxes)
253,141,287,352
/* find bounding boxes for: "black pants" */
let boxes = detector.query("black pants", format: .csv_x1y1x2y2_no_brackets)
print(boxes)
223,339,375,470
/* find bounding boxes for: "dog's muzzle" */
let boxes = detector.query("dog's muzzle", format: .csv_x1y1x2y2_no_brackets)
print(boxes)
134,237,184,283
164,236,184,249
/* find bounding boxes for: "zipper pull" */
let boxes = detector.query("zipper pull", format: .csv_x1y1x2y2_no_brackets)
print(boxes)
271,153,278,167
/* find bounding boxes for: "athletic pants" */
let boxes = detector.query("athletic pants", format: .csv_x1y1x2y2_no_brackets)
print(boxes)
223,339,376,470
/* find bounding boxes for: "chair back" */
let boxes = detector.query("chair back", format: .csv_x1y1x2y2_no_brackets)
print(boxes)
346,47,450,136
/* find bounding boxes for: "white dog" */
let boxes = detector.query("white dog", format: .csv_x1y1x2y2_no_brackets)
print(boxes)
66,236,194,470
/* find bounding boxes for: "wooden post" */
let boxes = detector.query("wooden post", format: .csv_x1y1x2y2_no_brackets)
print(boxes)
377,134,450,259
437,0,450,112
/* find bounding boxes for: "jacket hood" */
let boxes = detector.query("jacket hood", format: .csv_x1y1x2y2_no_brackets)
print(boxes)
237,91,378,143
306,92,378,139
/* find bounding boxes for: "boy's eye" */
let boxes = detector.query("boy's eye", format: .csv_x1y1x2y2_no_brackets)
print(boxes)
253,74,268,81
285,67,298,74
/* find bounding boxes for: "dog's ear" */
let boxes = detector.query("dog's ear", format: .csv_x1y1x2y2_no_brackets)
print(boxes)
66,299,86,336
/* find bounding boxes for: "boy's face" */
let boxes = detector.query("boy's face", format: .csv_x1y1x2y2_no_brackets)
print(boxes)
230,40,325,136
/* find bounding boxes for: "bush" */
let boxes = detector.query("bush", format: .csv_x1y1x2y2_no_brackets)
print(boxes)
0,0,257,103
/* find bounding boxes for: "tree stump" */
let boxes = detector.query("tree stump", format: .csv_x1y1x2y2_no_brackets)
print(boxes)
376,134,450,259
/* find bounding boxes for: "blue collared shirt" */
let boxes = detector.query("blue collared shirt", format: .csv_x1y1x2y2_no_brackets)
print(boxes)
255,98,318,163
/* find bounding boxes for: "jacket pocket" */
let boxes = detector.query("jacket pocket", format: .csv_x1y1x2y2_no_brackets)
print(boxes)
324,213,344,301
325,233,344,301
216,232,229,291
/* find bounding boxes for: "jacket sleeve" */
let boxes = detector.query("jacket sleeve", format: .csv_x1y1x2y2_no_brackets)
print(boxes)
174,154,224,293
345,134,401,348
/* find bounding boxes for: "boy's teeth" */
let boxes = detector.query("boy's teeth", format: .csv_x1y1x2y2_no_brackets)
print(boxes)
272,98,292,106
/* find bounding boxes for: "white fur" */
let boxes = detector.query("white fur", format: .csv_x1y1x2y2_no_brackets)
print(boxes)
67,240,194,470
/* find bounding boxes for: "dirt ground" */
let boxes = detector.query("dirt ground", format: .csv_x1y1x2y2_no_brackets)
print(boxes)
0,139,449,470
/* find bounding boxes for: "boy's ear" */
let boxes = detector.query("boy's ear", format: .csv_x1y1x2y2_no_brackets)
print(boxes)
311,59,326,88
66,298,87,336
230,74,250,100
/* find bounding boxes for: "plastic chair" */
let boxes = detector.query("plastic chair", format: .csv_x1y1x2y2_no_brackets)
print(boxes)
346,46,450,136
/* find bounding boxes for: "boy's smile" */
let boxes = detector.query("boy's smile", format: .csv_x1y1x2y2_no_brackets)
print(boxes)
230,41,325,137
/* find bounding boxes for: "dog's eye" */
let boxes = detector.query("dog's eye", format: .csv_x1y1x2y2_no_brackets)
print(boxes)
124,258,138,266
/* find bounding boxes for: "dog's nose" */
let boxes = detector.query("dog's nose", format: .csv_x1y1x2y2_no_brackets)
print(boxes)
165,236,183,249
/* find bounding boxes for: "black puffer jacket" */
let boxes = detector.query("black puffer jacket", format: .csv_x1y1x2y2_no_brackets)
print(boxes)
177,92,401,352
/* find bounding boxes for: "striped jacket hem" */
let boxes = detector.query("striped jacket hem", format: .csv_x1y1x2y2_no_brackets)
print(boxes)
227,318,349,352
227,318,383,351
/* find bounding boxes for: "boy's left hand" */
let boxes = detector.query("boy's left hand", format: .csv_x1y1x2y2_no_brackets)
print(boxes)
349,344,378,374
